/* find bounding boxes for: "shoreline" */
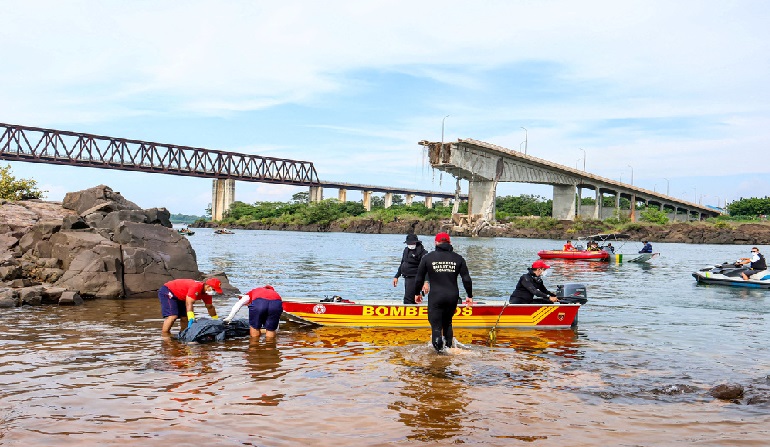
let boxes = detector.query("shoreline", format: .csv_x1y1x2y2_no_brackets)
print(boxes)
190,218,770,245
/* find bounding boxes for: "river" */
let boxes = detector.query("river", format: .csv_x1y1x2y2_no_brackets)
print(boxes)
1,229,768,446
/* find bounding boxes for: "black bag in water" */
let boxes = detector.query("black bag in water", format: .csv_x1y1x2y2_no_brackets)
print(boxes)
177,318,250,343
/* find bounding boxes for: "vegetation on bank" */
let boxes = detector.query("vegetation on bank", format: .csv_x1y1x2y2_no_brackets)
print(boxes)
170,213,207,224
0,165,45,200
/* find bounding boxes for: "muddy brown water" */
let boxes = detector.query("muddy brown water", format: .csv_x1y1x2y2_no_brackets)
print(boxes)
1,230,768,446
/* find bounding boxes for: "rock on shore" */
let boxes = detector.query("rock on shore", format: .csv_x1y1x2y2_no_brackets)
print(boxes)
0,185,232,308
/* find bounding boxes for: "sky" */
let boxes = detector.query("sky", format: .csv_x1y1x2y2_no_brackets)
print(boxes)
2,0,769,215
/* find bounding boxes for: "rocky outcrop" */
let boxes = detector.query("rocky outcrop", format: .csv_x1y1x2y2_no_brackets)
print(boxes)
0,185,229,307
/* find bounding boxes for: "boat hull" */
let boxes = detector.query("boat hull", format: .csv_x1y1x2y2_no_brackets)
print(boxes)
608,252,659,263
281,298,580,328
538,250,609,261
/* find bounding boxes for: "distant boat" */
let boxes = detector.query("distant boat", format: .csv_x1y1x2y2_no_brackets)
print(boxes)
177,228,195,236
214,228,234,234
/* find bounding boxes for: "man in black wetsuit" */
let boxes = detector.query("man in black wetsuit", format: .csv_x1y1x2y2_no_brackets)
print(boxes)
509,260,559,304
413,232,473,352
393,233,429,304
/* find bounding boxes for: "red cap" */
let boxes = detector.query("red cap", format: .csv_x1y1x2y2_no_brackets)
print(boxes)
531,260,551,269
435,232,451,243
204,278,223,293
264,285,274,290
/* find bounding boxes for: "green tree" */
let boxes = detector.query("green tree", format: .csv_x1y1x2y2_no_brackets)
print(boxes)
291,192,309,204
727,197,770,217
639,207,669,224
0,165,45,200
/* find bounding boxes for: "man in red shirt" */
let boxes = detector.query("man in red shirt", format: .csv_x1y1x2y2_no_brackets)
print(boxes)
159,278,223,334
223,285,283,340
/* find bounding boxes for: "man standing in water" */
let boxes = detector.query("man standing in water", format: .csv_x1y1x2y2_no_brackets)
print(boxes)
159,278,223,334
413,232,473,352
393,233,429,304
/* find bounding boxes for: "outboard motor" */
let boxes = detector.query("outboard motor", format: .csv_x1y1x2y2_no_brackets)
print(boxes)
555,283,588,305
556,283,587,328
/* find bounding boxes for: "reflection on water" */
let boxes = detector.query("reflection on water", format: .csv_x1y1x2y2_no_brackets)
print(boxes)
0,231,768,445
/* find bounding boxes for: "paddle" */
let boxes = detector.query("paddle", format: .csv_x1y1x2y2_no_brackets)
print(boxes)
488,300,509,346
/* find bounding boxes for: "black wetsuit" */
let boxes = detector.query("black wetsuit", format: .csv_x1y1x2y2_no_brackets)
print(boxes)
414,243,473,351
509,270,555,304
394,242,428,304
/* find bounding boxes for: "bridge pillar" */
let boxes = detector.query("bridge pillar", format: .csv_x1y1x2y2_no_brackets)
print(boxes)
630,194,637,222
552,185,577,220
424,196,433,208
405,194,414,206
593,188,601,219
576,186,582,218
309,186,323,203
363,191,372,211
338,189,347,202
384,193,393,208
468,180,496,221
442,198,450,207
211,178,235,221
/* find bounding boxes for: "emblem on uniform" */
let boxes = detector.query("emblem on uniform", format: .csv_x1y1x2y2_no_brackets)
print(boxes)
558,313,565,321
313,304,327,314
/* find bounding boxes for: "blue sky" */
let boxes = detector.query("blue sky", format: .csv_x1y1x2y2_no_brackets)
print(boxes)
2,0,769,215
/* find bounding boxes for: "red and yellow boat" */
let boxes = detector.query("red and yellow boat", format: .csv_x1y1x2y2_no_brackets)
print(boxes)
281,298,582,329
537,249,609,261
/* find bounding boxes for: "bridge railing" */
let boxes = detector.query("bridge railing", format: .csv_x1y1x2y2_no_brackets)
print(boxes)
0,123,320,185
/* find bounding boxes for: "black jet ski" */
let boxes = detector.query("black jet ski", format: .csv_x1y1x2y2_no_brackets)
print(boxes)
692,262,770,289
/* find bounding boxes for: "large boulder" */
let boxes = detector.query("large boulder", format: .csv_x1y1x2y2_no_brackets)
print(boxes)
62,185,140,215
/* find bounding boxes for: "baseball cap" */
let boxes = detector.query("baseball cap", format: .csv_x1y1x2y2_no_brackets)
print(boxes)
435,232,451,243
204,278,223,294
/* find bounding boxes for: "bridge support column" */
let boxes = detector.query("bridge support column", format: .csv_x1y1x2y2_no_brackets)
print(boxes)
338,189,347,202
424,196,433,208
211,179,235,221
552,185,576,221
577,186,582,218
405,194,414,206
630,194,637,222
469,180,496,221
363,191,372,211
309,186,323,203
593,189,601,219
384,193,393,208
442,198,450,207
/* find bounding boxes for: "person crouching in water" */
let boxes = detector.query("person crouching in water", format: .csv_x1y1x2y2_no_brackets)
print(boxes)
509,260,559,304
413,232,473,352
159,278,223,334
223,285,283,340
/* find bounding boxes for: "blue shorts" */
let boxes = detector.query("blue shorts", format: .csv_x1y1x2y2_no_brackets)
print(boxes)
248,299,283,331
159,285,186,318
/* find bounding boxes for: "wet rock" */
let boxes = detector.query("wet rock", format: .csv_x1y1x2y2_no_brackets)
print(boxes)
42,286,67,305
0,288,19,308
709,383,744,400
58,291,83,306
650,384,699,395
19,286,44,306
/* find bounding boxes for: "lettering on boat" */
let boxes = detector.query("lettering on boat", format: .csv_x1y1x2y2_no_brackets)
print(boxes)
313,304,327,314
362,306,473,317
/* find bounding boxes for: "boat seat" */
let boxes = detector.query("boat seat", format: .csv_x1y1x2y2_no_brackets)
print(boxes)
750,270,770,280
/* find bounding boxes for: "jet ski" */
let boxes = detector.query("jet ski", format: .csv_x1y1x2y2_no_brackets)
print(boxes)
692,261,770,289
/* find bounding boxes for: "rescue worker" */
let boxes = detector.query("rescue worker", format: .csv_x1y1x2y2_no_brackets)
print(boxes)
413,232,473,352
509,260,559,304
159,278,223,334
223,285,283,340
563,240,576,251
393,233,429,304
639,241,653,253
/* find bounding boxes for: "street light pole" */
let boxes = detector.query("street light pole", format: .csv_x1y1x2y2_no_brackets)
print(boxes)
521,127,527,155
579,148,586,171
663,177,669,196
628,165,634,185
441,115,450,147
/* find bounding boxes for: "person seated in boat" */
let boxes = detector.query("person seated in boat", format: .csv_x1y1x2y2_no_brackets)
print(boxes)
604,243,615,254
509,260,559,305
639,241,653,253
563,240,576,251
223,285,283,340
587,241,601,251
739,247,767,280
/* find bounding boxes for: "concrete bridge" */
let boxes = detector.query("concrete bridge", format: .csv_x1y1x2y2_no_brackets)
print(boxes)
419,138,720,222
